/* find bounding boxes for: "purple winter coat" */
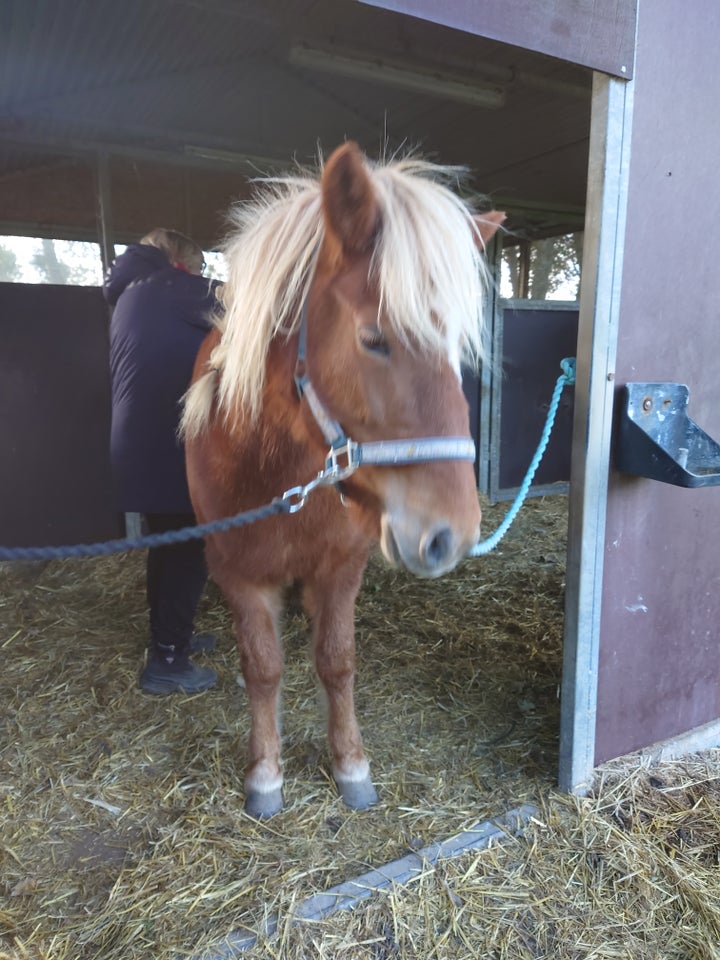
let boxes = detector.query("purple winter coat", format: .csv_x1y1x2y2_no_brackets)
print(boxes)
104,243,220,514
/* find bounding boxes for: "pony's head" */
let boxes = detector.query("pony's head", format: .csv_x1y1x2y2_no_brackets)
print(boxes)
310,143,503,576
185,142,504,577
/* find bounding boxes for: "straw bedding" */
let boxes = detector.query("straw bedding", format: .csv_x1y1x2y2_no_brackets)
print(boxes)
2,496,719,959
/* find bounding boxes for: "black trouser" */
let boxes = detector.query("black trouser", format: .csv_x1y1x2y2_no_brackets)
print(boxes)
145,513,207,663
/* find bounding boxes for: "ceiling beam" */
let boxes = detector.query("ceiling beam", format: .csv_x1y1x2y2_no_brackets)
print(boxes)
0,130,291,175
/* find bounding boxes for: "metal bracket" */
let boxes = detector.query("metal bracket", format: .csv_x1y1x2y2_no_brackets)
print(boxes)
614,382,720,487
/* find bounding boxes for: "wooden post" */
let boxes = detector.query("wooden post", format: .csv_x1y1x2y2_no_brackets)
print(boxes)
95,153,115,274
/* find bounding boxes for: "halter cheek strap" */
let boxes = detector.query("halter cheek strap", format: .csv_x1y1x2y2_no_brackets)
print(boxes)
294,296,347,446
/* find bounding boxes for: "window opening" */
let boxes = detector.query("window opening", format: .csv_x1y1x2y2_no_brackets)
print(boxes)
0,237,228,285
500,232,583,301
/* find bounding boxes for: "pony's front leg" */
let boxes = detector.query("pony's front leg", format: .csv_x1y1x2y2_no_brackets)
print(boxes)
227,583,285,819
306,572,379,810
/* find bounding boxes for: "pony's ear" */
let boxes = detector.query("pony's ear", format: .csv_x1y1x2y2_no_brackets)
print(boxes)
475,211,506,251
322,142,379,257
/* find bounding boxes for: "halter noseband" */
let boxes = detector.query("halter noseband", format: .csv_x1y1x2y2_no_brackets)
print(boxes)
292,295,476,484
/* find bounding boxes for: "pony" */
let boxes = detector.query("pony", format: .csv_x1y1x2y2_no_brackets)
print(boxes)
183,142,504,818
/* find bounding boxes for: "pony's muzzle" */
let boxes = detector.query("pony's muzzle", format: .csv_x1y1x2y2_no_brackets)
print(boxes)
381,515,479,578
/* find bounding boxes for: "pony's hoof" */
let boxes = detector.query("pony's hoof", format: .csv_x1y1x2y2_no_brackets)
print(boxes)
245,788,283,819
336,775,378,810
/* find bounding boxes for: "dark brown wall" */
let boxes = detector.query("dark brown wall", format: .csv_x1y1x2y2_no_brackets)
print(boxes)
1,158,252,250
0,161,98,233
109,159,251,248
595,0,720,762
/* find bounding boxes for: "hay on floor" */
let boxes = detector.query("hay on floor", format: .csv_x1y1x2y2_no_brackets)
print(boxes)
4,495,719,959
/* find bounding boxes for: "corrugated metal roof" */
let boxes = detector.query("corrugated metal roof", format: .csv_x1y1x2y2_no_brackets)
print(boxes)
0,0,592,243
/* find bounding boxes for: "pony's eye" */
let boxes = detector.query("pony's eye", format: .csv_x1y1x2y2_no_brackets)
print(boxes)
358,327,390,357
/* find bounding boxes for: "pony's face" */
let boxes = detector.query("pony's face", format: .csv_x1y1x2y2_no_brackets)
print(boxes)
305,142,502,578
308,260,478,578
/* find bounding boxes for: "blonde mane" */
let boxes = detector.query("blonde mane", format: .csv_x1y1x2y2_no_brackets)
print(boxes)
182,154,492,437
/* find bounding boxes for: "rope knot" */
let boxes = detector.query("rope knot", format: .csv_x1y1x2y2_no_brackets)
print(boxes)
560,357,576,385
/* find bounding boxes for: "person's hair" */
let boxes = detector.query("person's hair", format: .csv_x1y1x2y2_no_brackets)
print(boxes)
141,227,204,272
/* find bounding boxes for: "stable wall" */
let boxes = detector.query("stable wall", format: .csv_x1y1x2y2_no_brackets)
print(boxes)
595,0,720,762
0,156,250,250
0,283,121,547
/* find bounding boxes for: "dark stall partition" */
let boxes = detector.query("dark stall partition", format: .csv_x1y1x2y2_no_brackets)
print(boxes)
0,283,121,548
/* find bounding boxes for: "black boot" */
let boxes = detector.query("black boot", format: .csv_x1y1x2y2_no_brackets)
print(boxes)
140,651,217,695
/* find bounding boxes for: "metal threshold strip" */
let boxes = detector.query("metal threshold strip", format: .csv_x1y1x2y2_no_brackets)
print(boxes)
188,804,538,959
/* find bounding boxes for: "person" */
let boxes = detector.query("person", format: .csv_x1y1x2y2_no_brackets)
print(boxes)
104,228,221,695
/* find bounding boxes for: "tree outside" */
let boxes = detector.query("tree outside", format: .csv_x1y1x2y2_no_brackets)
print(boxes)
501,232,583,301
0,237,104,285
0,244,18,282
0,237,228,285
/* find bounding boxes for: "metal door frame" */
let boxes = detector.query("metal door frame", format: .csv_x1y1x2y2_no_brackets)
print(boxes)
558,72,635,792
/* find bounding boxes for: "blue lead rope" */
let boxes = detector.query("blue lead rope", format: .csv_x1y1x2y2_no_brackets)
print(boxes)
470,357,576,556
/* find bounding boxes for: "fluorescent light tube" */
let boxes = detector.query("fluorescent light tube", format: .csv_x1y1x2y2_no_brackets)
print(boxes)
289,43,505,109
183,145,283,169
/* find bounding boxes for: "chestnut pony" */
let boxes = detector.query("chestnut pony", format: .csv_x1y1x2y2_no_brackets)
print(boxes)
183,142,504,818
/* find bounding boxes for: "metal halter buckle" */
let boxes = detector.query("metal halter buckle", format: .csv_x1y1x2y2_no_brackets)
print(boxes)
324,439,360,481
281,440,361,514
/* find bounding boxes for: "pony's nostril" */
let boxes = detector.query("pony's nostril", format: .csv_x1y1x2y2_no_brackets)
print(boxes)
422,525,454,570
